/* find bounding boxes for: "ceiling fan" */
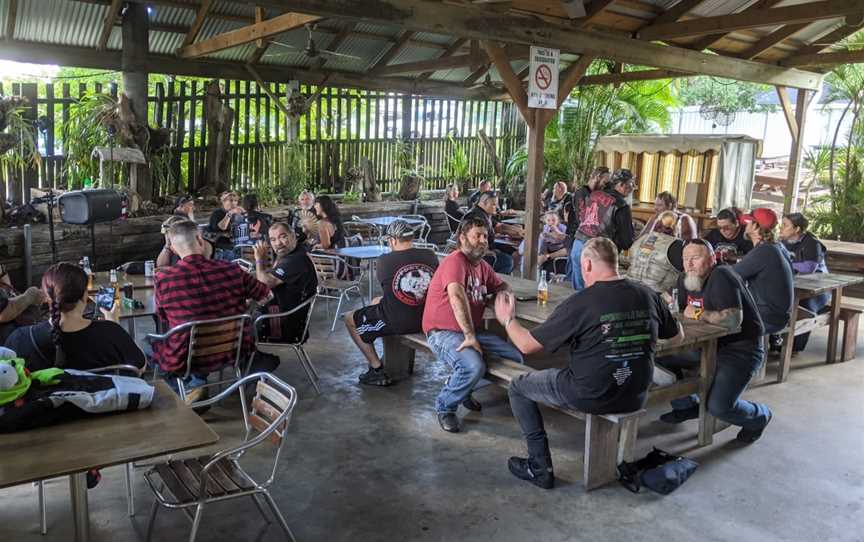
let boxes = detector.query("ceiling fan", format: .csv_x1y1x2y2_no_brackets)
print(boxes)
467,74,500,90
264,23,363,63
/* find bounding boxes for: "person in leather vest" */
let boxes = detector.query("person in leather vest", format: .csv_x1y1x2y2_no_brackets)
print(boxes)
626,211,685,293
567,168,636,290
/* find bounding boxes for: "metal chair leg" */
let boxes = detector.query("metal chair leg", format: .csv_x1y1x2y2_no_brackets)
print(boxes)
177,378,187,402
299,347,320,379
236,366,249,416
145,496,160,542
188,503,204,542
262,490,297,542
125,463,135,516
331,292,346,332
38,480,47,535
250,494,272,525
294,347,320,394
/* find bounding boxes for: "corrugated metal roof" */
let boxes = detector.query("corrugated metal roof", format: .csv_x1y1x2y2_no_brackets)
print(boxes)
15,0,105,47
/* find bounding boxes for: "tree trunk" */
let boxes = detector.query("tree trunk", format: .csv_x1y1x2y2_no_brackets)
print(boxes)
361,157,381,202
203,81,234,195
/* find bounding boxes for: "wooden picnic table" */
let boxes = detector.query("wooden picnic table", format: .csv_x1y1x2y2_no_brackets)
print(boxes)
496,274,731,446
779,272,864,382
0,381,218,542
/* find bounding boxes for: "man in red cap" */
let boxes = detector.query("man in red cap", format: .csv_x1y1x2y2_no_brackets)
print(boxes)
733,208,794,337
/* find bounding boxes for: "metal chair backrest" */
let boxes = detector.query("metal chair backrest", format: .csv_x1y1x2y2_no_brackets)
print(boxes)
444,211,462,236
149,314,251,380
309,253,345,282
343,221,379,244
413,241,438,252
399,214,430,241
254,296,316,347
235,244,256,262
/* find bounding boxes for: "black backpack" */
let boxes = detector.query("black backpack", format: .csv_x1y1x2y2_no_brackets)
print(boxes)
618,447,698,495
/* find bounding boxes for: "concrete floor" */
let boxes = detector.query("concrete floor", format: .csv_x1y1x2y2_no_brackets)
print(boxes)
1,301,863,542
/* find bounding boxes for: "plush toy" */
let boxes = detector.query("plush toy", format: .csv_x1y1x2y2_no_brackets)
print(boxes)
0,361,18,391
0,359,29,406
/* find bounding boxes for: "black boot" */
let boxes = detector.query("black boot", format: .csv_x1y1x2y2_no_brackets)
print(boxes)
507,456,554,489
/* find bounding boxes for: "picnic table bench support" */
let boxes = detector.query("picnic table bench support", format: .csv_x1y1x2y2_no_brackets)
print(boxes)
382,335,416,379
697,339,719,447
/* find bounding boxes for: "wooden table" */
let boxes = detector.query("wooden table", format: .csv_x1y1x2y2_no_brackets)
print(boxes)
334,245,391,302
88,289,156,340
497,278,732,446
0,381,218,542
779,273,864,382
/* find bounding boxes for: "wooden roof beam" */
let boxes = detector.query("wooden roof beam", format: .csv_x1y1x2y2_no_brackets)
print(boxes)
639,0,863,42
96,0,122,51
736,23,811,60
177,11,321,59
789,23,864,58
578,68,692,85
319,21,356,68
686,0,785,52
379,44,527,76
482,40,528,121
780,48,864,67
648,0,708,26
416,37,469,81
369,30,416,73
557,54,594,107
182,0,214,47
579,0,617,26
249,0,822,90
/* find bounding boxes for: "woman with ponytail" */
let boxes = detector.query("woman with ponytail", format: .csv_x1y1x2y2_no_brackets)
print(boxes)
5,262,145,371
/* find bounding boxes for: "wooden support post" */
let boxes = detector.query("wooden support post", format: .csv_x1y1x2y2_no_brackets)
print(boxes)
286,81,300,142
122,3,153,201
21,83,37,203
401,94,412,140
783,88,811,214
523,109,554,280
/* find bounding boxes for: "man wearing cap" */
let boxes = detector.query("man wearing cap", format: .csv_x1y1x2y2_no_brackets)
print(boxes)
467,180,493,209
344,220,439,387
734,208,794,336
567,168,637,290
659,239,773,444
208,191,245,260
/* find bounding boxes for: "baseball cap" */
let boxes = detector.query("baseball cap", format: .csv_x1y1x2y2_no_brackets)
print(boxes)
174,195,193,208
384,219,415,241
160,214,186,235
739,208,778,230
611,168,636,185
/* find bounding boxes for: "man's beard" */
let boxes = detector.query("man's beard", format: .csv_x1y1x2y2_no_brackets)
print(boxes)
683,273,704,292
187,210,195,221
462,240,487,262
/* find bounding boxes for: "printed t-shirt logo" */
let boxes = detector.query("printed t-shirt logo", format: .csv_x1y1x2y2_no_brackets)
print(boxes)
686,293,704,318
392,263,435,306
466,274,488,304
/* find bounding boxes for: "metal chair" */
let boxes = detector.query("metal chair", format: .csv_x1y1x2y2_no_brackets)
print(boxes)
232,258,254,273
144,373,299,542
145,314,253,411
399,214,431,242
254,297,321,394
413,241,438,252
309,253,365,332
234,244,256,262
343,220,380,245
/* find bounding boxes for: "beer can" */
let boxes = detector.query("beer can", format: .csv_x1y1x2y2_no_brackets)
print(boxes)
123,282,134,300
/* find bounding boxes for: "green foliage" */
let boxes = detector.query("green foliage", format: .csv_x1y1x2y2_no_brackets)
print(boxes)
676,77,775,114
446,134,471,192
0,98,41,173
258,142,307,204
342,190,362,203
61,92,117,188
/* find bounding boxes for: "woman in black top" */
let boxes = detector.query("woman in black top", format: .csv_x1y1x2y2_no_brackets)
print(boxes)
444,184,464,233
242,193,272,244
313,195,346,250
5,263,145,371
780,213,830,351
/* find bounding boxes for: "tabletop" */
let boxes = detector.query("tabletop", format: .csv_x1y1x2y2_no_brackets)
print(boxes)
360,216,425,227
0,381,218,489
500,274,733,353
119,289,157,319
89,272,155,293
793,272,864,295
334,245,392,260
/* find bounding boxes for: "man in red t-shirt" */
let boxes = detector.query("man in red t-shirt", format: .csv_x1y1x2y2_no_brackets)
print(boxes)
422,216,523,433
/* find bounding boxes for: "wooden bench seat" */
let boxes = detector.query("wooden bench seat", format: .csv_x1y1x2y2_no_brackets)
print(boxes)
383,333,645,490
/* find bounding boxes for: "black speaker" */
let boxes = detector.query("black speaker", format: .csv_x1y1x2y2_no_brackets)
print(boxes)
59,189,123,225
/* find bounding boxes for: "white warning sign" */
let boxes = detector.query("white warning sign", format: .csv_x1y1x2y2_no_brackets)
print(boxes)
528,47,560,109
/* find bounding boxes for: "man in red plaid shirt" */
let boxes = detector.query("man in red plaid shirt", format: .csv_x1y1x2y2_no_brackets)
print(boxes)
153,220,271,401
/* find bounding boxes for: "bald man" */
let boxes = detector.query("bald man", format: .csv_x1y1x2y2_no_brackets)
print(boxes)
494,237,681,489
543,181,572,219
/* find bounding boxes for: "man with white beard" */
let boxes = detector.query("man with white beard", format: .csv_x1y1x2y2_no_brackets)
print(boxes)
658,239,773,444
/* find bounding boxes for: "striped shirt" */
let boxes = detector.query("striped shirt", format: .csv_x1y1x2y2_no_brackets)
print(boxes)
153,254,270,374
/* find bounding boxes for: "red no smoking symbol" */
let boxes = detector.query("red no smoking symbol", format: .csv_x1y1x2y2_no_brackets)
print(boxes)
535,65,552,90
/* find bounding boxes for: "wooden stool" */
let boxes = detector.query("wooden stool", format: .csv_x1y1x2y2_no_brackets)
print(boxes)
839,306,861,362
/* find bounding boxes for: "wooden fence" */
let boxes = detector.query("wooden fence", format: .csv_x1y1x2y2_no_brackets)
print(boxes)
0,79,526,203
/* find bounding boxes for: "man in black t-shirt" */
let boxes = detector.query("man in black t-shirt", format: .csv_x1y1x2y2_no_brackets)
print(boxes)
658,239,773,444
0,267,46,344
209,191,245,260
703,208,753,264
344,220,439,387
253,223,318,345
494,237,681,489
467,180,492,209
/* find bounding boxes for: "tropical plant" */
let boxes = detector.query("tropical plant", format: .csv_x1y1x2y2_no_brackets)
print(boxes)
446,133,471,192
0,97,41,175
61,92,117,188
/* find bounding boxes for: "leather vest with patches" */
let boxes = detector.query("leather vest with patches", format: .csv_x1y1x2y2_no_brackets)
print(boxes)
627,231,680,293
576,190,620,240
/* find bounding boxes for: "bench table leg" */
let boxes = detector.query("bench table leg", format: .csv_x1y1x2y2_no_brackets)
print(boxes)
779,293,801,383
382,336,416,379
698,339,718,447
584,415,620,491
827,287,842,364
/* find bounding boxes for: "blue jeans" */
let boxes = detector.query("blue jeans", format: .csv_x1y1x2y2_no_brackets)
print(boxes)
428,330,524,413
567,238,585,290
794,294,831,351
155,367,208,396
508,368,573,461
486,249,514,275
660,341,771,431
